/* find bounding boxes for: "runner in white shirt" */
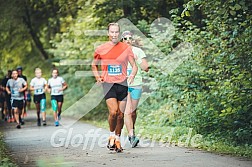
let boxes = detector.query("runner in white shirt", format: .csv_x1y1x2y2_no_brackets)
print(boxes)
6,70,27,129
47,69,68,126
30,68,48,126
121,31,149,148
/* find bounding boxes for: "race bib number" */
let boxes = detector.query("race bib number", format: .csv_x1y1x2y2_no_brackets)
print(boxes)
108,65,122,76
53,89,59,93
35,89,43,93
12,88,19,96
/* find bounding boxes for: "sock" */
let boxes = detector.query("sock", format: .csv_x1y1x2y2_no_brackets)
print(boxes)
115,135,120,141
110,131,115,137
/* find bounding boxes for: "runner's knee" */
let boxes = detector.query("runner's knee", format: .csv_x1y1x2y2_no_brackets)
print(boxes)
117,111,124,119
108,105,119,116
109,110,118,118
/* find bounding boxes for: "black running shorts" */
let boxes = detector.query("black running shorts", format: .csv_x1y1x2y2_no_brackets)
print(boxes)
34,93,46,104
102,80,128,101
11,99,24,110
51,95,64,102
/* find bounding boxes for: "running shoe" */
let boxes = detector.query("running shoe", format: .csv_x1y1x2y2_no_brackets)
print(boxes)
37,119,41,126
54,121,59,127
115,140,123,153
129,136,139,148
7,118,11,123
16,124,21,129
42,120,47,126
107,136,116,150
20,119,25,125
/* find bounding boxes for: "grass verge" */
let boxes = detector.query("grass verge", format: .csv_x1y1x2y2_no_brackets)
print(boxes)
84,119,252,159
0,132,17,167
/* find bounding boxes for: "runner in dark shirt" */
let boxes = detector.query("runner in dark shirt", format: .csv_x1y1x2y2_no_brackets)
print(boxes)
1,70,12,122
17,66,28,121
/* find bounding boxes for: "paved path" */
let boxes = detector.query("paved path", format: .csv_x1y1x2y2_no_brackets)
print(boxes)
0,110,251,167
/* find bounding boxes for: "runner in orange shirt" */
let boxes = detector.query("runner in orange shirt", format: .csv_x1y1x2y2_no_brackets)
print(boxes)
92,23,138,153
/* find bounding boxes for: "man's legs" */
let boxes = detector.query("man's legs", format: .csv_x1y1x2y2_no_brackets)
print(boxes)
14,108,20,125
11,109,14,122
13,101,23,129
106,98,126,152
106,98,118,150
106,98,126,135
106,98,119,134
116,100,126,135
21,100,27,118
19,100,26,125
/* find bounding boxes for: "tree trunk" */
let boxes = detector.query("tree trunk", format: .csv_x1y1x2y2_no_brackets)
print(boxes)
23,3,49,60
122,0,132,17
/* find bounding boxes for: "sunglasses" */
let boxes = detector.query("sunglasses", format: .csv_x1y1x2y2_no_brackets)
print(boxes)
123,37,132,40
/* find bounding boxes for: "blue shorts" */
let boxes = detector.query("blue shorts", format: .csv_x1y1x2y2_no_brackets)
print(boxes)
128,87,142,100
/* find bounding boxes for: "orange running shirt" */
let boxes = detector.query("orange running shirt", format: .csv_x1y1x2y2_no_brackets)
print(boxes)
94,41,134,83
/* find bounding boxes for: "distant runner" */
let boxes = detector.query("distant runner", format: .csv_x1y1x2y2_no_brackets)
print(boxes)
17,66,28,121
48,69,68,127
1,70,14,122
30,68,47,126
6,70,27,129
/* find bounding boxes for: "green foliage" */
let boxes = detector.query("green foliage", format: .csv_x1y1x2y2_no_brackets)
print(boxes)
0,133,17,167
135,0,252,153
0,0,79,69
49,0,108,120
94,0,188,25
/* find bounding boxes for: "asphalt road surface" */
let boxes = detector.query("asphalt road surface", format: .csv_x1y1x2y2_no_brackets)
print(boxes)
0,110,251,167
